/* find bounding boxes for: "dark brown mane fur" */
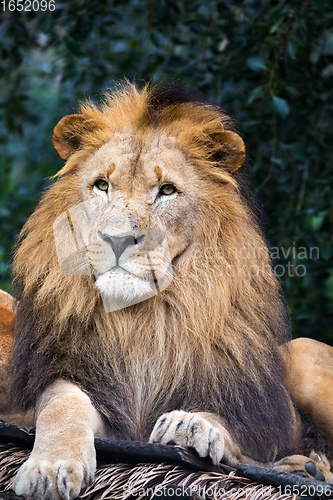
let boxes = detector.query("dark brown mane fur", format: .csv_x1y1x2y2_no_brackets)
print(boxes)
9,83,294,463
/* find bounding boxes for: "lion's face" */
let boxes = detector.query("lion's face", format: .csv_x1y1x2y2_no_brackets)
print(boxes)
54,131,202,311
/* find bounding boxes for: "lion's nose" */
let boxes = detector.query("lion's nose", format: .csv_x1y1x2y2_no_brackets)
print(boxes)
100,234,137,262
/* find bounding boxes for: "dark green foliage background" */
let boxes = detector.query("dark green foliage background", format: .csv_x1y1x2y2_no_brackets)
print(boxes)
0,0,332,341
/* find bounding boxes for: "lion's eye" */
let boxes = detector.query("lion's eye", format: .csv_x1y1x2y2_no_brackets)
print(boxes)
160,184,177,196
95,179,109,191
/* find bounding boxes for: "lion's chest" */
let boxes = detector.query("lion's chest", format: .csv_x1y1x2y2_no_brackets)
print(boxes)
101,353,189,441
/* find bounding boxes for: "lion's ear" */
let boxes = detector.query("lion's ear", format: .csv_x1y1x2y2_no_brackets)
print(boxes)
52,114,88,160
212,130,246,174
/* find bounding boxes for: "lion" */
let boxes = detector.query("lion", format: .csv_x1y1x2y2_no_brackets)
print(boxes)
3,82,333,499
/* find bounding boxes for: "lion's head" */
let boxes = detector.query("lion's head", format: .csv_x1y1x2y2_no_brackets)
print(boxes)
10,83,293,460
50,84,246,313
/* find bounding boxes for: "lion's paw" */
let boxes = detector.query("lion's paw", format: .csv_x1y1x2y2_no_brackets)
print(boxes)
274,452,333,482
13,453,96,500
149,411,225,464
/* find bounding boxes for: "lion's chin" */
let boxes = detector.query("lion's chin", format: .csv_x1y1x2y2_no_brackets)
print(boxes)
94,267,156,312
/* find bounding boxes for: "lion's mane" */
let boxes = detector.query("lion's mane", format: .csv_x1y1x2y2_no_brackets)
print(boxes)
9,83,294,462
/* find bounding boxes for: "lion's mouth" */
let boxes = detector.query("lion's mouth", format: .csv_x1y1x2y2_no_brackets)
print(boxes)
93,266,157,312
96,264,153,282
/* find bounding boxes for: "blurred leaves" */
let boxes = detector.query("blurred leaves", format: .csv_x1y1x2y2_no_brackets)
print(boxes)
246,56,267,71
0,0,332,341
272,96,290,119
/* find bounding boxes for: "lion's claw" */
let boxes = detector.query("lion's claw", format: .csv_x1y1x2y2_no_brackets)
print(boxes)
149,410,225,464
14,455,95,500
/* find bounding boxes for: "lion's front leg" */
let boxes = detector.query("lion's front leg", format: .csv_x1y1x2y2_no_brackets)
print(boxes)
149,411,258,468
13,380,106,500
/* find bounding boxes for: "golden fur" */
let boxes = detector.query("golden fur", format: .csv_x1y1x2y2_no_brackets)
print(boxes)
10,83,297,463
